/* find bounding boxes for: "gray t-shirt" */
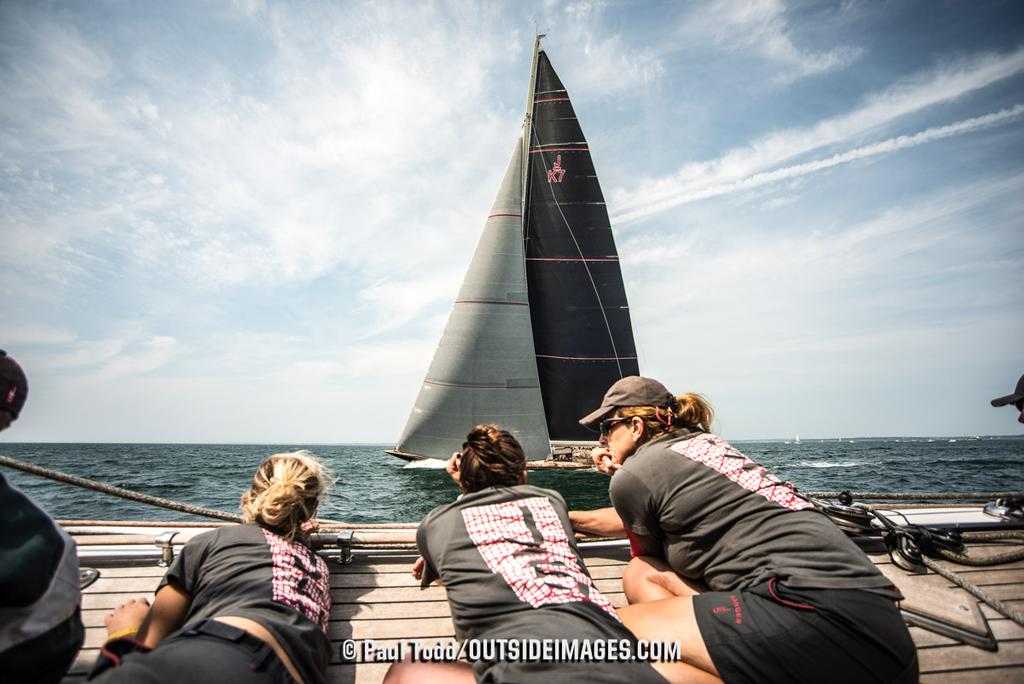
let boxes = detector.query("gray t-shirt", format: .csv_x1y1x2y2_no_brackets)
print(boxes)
418,484,666,683
610,430,896,594
159,524,331,684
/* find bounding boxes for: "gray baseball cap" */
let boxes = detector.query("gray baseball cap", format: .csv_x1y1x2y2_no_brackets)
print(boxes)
579,376,675,428
991,373,1024,407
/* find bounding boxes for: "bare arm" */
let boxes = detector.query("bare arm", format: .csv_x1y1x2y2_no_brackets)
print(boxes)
139,583,191,647
569,507,627,537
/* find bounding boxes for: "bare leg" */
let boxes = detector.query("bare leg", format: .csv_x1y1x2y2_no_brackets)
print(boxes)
104,597,150,638
618,596,721,684
623,555,704,604
384,659,474,684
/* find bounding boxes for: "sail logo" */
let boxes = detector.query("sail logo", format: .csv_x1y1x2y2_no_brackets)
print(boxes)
546,154,566,183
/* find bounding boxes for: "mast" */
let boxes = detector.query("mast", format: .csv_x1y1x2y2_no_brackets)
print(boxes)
522,33,545,220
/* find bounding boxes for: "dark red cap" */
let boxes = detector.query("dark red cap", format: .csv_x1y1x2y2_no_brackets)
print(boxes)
0,350,28,418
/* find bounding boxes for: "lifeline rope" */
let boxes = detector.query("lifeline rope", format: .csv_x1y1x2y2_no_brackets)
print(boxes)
807,491,1023,501
1,454,415,528
5,452,1021,524
1,454,242,522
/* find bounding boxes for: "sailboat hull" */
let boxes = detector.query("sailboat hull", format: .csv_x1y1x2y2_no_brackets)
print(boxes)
383,449,428,463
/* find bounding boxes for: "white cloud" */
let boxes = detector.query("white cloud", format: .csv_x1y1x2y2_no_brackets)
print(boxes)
49,339,125,370
99,335,177,380
0,324,76,346
614,103,1024,223
679,0,860,80
610,46,1024,223
0,3,521,295
540,1,664,97
356,271,464,338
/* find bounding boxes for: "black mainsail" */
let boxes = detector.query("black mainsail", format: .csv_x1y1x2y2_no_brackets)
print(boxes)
390,38,638,461
524,50,640,442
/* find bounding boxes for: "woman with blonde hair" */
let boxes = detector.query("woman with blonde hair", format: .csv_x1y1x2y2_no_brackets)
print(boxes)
89,451,333,684
571,377,918,684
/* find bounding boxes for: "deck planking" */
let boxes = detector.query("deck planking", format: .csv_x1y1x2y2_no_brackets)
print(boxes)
64,535,1024,683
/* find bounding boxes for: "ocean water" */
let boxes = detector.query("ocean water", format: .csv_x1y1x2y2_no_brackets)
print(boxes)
1,437,1021,524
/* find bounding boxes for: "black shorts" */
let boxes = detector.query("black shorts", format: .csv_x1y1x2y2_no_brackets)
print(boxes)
88,619,293,683
693,579,918,684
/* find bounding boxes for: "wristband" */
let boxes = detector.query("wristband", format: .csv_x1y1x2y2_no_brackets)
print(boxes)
107,627,139,640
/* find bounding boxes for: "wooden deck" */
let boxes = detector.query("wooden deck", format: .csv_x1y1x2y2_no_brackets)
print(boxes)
62,528,1024,683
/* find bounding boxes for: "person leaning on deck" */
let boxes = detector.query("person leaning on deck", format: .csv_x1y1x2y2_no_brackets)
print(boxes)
0,349,85,684
385,425,667,684
569,376,919,684
88,451,334,684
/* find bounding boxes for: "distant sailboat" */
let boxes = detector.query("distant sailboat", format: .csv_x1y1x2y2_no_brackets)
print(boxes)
794,433,801,444
387,36,639,462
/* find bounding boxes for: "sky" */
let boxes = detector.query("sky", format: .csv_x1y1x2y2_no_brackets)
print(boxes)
1,0,1022,443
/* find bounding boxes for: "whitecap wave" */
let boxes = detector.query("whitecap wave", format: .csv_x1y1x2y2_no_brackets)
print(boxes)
794,461,865,469
403,458,449,470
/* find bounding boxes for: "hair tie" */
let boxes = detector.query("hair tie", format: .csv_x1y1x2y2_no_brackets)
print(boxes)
655,407,671,426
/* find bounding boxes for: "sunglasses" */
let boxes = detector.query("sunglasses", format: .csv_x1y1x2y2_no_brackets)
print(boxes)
599,416,631,437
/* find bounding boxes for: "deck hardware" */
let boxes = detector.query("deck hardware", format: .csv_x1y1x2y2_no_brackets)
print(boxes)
79,567,100,590
984,497,1024,521
337,531,354,565
155,531,179,566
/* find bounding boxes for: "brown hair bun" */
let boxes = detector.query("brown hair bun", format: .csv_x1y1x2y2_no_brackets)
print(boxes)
458,425,526,494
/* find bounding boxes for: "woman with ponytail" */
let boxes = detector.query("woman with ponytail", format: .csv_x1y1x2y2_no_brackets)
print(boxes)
571,376,917,684
89,451,333,684
385,425,664,684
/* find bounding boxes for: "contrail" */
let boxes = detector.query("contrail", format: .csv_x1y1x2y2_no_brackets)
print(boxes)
612,104,1024,225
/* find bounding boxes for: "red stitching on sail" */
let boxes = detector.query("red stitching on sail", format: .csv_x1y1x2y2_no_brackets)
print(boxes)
526,257,619,262
455,299,529,306
529,147,588,153
534,97,570,103
425,380,510,389
536,354,638,360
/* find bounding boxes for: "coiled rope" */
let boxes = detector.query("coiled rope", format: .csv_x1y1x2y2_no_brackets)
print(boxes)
935,531,1024,566
872,509,1024,627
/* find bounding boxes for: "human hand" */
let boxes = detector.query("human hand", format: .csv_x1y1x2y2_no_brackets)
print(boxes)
591,447,620,475
412,556,425,580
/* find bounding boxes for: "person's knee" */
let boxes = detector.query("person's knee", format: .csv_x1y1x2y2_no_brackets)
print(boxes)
383,659,415,684
622,556,664,601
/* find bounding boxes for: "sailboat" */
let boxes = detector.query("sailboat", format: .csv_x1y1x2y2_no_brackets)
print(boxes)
4,37,1021,681
387,36,639,464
